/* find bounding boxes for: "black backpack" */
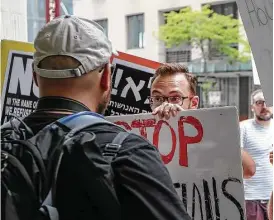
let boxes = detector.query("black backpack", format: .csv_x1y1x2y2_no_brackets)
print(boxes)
1,111,129,220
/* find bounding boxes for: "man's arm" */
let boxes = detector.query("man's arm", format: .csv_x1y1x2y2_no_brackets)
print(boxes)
241,149,256,178
113,134,191,220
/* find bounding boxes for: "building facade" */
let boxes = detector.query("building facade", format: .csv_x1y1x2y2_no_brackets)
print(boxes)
1,0,256,119
1,0,28,41
1,0,73,42
74,0,255,120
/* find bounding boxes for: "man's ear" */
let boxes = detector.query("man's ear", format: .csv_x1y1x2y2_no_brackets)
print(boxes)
190,96,199,109
33,71,39,87
100,63,111,91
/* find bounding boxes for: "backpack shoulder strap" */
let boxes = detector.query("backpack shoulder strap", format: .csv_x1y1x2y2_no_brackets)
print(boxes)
43,112,129,210
57,111,125,135
58,111,129,162
103,132,130,162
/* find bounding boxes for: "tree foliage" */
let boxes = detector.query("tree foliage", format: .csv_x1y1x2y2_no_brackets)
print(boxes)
159,5,251,66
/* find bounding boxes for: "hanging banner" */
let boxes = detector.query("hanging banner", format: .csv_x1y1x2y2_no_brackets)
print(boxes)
106,52,161,116
0,40,161,123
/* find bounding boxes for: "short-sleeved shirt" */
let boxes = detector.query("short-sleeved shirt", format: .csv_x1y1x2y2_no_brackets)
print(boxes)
240,119,273,200
21,97,191,220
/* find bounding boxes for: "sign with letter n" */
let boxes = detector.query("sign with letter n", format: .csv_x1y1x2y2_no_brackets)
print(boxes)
1,40,37,124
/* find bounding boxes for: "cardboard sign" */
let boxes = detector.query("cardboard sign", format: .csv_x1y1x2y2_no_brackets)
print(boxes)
236,0,273,106
1,40,37,124
107,107,245,220
105,52,161,116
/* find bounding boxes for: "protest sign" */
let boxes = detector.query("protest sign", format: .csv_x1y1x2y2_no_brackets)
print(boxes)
105,52,161,116
107,106,245,220
0,40,161,123
1,40,37,124
236,0,273,106
251,53,261,85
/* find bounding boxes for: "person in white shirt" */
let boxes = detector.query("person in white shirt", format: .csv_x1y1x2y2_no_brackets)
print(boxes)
240,89,273,220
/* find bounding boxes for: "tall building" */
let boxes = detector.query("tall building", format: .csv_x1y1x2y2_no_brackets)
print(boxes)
74,0,255,120
1,0,28,41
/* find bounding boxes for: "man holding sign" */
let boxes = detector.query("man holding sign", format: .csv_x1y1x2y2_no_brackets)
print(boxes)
149,63,255,179
150,63,199,119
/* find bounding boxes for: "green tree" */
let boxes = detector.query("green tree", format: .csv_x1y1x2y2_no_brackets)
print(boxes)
158,5,251,72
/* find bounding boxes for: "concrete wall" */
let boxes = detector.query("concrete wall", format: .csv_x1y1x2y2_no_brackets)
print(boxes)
0,0,28,41
73,0,239,62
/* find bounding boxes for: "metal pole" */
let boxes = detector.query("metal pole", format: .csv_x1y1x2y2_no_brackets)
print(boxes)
45,0,50,22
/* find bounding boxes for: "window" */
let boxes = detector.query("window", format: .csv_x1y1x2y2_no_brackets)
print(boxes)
163,9,181,24
27,0,73,42
127,14,144,49
27,0,46,42
166,50,191,63
95,19,108,36
211,2,238,19
209,2,239,59
61,0,74,15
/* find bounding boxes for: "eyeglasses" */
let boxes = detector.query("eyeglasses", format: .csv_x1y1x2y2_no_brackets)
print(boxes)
148,96,190,107
255,100,266,107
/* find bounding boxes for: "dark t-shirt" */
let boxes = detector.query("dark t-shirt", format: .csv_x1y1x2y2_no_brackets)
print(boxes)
22,108,190,220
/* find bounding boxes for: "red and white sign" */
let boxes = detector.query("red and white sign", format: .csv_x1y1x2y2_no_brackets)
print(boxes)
46,0,61,22
107,106,245,220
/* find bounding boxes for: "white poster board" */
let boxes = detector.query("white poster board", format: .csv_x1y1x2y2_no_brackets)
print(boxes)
236,0,273,106
251,54,261,85
107,107,245,220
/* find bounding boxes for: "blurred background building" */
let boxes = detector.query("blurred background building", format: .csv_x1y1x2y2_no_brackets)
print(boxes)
0,0,259,120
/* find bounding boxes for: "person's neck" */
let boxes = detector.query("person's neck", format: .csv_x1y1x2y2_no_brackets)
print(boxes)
255,118,271,127
39,91,99,113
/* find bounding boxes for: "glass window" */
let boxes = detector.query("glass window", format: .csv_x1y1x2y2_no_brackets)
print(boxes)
127,14,144,49
27,0,46,42
166,51,191,63
95,19,108,36
211,2,238,19
61,0,74,15
27,0,73,42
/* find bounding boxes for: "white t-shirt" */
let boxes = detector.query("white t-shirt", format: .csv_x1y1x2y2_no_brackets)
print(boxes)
240,119,273,200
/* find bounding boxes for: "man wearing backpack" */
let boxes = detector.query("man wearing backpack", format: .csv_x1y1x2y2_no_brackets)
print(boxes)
1,16,190,220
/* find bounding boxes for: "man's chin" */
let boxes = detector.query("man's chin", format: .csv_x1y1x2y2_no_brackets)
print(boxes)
256,114,273,121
